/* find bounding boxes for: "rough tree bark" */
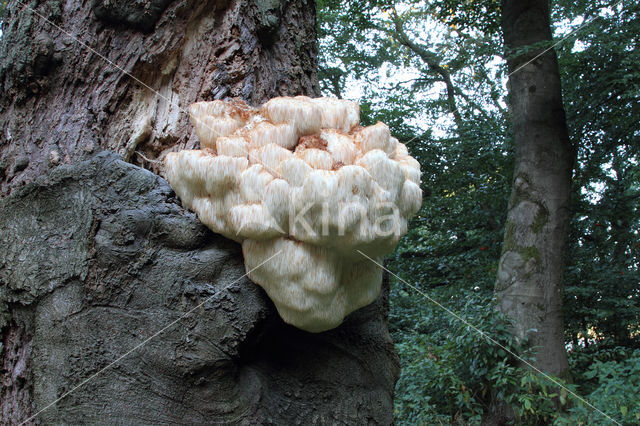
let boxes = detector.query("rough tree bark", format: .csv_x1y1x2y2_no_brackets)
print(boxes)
0,0,399,423
495,0,572,377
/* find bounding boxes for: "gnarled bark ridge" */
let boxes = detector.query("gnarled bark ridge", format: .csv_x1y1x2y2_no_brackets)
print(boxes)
1,152,399,423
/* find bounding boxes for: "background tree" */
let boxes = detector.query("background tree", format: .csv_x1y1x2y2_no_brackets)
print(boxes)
318,1,526,423
318,0,639,423
0,0,400,423
495,0,573,377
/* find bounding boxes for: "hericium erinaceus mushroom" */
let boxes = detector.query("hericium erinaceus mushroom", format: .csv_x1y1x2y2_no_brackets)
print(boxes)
164,96,422,332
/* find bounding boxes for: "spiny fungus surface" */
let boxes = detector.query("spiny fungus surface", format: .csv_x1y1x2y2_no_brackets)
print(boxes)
165,96,422,332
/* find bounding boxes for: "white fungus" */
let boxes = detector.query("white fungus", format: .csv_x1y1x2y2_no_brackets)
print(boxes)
165,96,422,332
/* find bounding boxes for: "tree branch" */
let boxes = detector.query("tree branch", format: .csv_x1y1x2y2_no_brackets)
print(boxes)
390,9,463,130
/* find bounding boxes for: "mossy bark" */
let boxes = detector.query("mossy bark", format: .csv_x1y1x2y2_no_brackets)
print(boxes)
495,0,573,378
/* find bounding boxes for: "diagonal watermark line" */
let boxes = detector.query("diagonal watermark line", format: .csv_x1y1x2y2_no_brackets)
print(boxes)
356,250,621,426
20,249,283,425
11,0,626,423
12,0,285,178
507,0,625,78
9,2,283,423
403,0,626,148
14,0,170,109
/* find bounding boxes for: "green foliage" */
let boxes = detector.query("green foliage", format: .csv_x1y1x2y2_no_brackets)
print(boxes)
558,347,640,424
318,0,640,423
556,0,640,348
432,0,502,34
0,0,7,24
317,0,507,130
390,286,575,424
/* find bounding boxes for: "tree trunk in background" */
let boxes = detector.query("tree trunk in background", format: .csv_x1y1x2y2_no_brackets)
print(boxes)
495,0,572,378
0,0,399,423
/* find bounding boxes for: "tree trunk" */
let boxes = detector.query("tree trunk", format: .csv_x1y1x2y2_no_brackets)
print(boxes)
495,0,572,377
0,1,400,423
0,0,320,191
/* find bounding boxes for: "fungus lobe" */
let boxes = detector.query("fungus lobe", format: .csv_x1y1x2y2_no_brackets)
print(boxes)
165,96,422,332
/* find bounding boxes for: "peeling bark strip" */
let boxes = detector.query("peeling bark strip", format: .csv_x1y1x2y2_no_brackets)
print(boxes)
496,0,573,376
0,0,399,423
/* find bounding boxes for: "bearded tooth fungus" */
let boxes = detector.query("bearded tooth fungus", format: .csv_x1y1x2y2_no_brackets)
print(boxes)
165,96,422,332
